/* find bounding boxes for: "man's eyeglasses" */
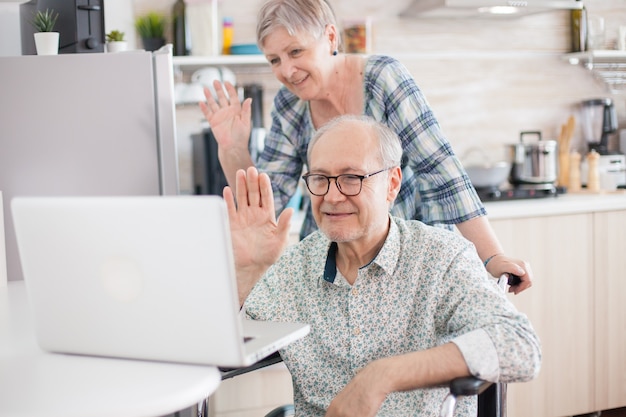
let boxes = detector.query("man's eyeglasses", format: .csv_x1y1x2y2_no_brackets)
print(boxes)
301,168,391,197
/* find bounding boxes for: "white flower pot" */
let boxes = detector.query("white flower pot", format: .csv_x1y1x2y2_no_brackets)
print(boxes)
106,41,128,53
34,32,59,55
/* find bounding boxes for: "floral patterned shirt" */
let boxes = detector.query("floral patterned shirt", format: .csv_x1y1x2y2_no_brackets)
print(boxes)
244,217,541,416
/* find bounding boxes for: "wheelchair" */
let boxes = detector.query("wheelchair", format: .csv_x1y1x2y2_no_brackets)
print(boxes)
218,351,505,417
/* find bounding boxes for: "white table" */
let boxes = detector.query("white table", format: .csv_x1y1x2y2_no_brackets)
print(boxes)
0,281,221,417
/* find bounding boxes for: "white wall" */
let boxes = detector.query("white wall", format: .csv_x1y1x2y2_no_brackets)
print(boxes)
2,0,624,165
0,3,22,56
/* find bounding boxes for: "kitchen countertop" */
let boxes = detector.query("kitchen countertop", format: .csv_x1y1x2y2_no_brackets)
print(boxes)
484,190,626,220
288,191,626,236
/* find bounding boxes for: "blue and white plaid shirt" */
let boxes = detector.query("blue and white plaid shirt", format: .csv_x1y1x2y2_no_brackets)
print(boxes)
257,55,486,239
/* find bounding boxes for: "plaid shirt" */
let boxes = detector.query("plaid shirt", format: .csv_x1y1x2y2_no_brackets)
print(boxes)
257,55,485,239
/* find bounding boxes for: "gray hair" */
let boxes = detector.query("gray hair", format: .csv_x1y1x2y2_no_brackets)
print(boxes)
307,115,403,168
256,0,340,49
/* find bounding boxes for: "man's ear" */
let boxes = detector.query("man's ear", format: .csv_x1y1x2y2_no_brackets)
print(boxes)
387,166,402,204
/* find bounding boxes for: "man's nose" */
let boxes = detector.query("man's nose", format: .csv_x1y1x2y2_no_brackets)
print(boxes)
324,179,345,201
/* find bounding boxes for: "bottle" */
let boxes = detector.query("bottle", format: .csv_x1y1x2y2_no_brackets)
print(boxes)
587,149,600,192
569,151,581,192
222,17,233,55
187,0,220,56
570,0,587,52
172,0,190,56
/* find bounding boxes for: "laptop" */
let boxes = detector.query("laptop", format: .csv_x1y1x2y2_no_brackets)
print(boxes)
11,195,310,367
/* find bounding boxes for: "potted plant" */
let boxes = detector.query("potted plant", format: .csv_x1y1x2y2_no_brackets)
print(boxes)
105,30,128,53
30,8,60,55
135,12,166,52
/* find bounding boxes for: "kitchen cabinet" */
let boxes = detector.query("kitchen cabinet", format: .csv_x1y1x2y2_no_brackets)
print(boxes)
593,209,626,412
491,213,596,417
488,198,626,417
565,50,626,94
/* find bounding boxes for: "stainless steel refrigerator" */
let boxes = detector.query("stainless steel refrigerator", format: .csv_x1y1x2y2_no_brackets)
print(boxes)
0,46,180,282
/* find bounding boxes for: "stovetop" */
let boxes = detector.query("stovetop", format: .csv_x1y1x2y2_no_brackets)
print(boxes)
476,183,562,202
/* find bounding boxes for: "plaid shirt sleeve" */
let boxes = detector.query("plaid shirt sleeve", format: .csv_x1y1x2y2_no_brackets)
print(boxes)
364,55,486,226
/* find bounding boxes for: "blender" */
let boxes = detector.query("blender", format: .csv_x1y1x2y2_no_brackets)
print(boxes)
581,98,618,155
580,98,626,188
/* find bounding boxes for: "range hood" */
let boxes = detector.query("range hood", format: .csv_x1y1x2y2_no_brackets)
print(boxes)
401,0,582,19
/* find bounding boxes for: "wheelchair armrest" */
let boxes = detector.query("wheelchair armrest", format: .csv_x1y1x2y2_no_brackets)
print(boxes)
220,351,284,380
449,376,493,397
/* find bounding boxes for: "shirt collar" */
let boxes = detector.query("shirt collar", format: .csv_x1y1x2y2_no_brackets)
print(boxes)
322,216,401,284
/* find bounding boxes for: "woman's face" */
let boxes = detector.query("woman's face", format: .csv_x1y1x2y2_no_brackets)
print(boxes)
261,26,335,100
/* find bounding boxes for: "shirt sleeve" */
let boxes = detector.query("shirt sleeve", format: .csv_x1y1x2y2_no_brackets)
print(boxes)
438,242,542,384
452,328,500,381
364,56,486,225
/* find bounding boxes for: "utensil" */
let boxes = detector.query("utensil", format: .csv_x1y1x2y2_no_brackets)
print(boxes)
461,148,511,189
508,131,558,185
557,116,576,187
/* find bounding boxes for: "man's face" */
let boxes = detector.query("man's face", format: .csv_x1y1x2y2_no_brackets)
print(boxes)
307,121,399,244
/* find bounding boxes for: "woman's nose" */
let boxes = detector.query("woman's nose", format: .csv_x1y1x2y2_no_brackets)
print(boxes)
280,58,296,79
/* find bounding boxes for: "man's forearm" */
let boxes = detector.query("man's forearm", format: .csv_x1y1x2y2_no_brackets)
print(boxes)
372,342,470,394
236,265,270,307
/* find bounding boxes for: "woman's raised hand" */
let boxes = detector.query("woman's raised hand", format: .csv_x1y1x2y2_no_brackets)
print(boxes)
199,80,253,153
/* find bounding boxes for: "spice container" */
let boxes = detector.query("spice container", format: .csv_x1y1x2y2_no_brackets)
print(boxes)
222,17,233,55
587,150,600,192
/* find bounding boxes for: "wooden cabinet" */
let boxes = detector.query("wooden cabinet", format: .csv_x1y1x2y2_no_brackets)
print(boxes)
593,210,626,411
209,364,293,417
491,209,626,417
491,213,596,417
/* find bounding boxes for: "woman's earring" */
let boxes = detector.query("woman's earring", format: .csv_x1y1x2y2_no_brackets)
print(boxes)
332,50,338,56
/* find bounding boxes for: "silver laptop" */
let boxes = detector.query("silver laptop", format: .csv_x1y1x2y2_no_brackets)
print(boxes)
11,195,309,367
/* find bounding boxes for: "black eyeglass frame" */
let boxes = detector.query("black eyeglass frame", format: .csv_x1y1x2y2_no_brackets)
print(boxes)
301,167,392,197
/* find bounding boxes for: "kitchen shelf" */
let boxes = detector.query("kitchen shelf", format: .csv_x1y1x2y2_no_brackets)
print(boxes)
565,50,626,94
172,54,268,70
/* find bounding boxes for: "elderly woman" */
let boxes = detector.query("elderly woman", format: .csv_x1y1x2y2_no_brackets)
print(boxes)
200,0,532,292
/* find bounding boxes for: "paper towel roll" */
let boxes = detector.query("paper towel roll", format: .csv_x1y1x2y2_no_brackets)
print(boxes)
0,191,6,286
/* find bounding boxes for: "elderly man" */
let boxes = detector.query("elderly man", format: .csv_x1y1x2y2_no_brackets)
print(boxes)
223,115,541,417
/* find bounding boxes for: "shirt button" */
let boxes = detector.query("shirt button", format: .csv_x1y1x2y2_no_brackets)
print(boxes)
353,328,361,336
351,288,358,296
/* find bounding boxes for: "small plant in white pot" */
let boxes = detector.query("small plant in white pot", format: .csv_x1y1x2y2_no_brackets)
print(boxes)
106,30,128,53
31,8,60,55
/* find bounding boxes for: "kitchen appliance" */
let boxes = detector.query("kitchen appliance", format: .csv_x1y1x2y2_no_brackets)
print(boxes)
580,98,618,155
192,128,228,196
244,83,266,163
474,183,558,202
580,153,626,188
508,131,559,185
461,147,511,188
20,0,105,54
400,0,582,19
579,98,626,188
0,47,179,282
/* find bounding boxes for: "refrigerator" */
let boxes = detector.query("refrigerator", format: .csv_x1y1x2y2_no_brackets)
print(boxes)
0,46,180,283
